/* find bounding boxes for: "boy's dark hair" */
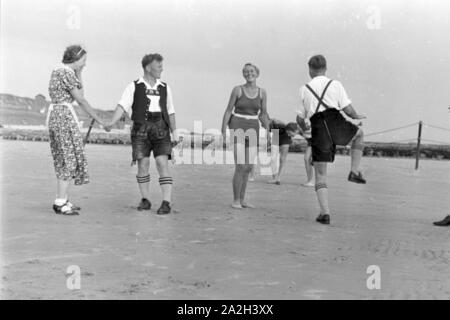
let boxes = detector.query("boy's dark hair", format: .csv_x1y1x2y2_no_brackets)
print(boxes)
62,45,86,64
308,54,327,71
285,122,299,132
142,53,163,69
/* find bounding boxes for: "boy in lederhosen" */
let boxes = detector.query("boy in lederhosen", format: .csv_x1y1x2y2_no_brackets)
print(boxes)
107,53,178,214
258,114,294,185
297,55,366,225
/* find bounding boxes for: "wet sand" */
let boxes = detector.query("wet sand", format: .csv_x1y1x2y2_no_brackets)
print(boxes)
1,140,449,299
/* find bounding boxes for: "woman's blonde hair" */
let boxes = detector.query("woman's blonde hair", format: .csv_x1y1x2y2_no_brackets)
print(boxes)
242,63,260,76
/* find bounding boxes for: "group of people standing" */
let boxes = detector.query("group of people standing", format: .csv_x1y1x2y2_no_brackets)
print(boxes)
47,46,177,216
220,55,367,224
47,45,367,225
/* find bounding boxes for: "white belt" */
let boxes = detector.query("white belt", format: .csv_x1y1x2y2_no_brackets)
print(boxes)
46,102,80,128
232,112,259,120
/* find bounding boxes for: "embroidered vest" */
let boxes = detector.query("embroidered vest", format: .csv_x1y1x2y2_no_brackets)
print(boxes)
130,80,170,126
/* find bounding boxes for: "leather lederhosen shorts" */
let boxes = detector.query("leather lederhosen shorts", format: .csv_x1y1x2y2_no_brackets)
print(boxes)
310,108,358,163
278,131,292,146
271,130,292,146
131,112,172,162
305,138,312,147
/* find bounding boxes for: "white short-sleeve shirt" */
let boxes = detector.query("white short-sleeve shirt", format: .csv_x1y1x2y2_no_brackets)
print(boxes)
298,75,352,120
118,77,175,117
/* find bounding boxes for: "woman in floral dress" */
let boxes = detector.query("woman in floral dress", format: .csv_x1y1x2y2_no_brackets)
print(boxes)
47,45,106,215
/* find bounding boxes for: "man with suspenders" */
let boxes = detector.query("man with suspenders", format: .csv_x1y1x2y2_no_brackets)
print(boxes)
297,55,366,225
106,53,178,214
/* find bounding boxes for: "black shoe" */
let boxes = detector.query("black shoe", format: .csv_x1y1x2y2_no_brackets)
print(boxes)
433,215,450,227
157,201,171,215
316,214,330,225
53,203,79,216
348,171,366,184
137,198,152,211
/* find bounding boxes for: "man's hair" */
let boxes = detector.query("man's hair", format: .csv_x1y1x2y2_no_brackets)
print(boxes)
308,54,327,71
285,122,299,132
62,45,86,64
142,53,163,69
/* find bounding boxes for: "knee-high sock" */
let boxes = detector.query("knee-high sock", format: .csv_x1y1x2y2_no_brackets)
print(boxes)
159,177,173,202
304,149,314,182
136,175,150,200
315,183,330,215
351,133,364,173
350,149,363,173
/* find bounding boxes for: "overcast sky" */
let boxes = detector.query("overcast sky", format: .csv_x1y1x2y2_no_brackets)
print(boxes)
1,0,450,142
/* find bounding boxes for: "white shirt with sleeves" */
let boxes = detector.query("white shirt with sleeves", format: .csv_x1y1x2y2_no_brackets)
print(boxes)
298,75,352,120
118,77,175,118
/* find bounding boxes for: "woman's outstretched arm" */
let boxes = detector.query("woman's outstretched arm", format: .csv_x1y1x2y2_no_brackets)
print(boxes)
259,89,271,142
221,86,239,137
107,105,126,127
70,87,105,125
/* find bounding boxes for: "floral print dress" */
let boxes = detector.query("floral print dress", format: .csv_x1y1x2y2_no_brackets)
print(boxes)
48,64,89,185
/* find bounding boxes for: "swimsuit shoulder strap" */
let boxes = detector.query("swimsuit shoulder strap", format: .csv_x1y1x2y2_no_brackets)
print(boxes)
237,85,243,99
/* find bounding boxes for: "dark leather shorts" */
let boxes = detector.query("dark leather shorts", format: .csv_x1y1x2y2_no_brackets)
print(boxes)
270,131,292,146
277,132,292,146
305,138,312,147
131,120,172,161
310,109,358,163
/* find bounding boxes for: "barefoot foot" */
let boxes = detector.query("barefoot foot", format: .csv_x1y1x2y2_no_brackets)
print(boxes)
241,202,255,208
231,203,243,209
301,181,315,187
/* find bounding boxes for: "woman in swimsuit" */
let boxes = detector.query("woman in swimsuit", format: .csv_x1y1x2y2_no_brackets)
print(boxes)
221,63,270,209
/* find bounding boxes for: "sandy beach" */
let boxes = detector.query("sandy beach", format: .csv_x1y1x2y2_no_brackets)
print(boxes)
1,140,449,299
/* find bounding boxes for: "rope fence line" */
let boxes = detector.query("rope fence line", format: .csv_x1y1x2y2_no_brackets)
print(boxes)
367,138,450,145
423,123,450,133
365,122,418,137
366,138,417,143
360,120,450,169
364,122,450,144
386,138,418,143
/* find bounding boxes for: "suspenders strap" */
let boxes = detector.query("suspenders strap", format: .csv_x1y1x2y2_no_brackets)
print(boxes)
306,79,334,114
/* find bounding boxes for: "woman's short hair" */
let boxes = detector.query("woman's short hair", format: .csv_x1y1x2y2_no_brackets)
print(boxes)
62,45,87,64
242,63,260,76
142,53,163,69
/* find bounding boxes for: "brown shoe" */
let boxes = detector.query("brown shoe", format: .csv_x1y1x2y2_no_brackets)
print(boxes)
316,214,330,225
348,171,366,184
137,198,152,211
157,201,171,215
